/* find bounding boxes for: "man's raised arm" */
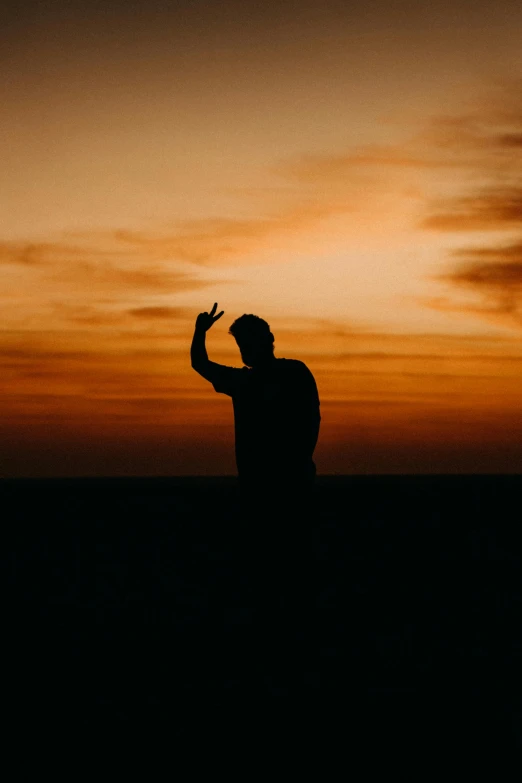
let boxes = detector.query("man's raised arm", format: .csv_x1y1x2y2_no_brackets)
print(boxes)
190,302,225,382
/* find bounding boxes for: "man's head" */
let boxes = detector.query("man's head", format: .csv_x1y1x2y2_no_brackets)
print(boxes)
229,314,275,368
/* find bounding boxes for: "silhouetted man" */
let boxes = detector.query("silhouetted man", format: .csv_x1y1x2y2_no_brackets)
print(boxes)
191,303,320,519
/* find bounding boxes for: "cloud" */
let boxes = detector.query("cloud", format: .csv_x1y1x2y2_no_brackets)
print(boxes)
54,304,193,325
496,133,522,148
0,234,222,337
9,90,522,291
0,346,88,361
433,242,522,327
276,105,522,187
59,264,209,293
0,197,352,292
127,306,192,319
270,95,522,247
108,202,355,266
0,235,227,287
7,86,522,353
0,240,132,266
416,96,522,234
276,147,467,182
404,88,522,329
422,188,522,231
91,119,517,269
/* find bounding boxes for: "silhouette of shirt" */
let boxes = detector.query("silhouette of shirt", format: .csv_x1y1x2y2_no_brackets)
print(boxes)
209,358,320,485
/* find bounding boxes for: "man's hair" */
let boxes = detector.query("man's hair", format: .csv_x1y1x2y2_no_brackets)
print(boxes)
229,314,273,342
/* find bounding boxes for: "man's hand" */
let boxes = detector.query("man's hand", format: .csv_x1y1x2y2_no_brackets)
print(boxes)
195,302,225,332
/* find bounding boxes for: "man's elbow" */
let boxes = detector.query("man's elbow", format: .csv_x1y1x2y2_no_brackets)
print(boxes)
191,356,206,371
191,360,205,376
192,361,213,383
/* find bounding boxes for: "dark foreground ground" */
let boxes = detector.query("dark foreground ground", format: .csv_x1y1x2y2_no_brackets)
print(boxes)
3,475,522,747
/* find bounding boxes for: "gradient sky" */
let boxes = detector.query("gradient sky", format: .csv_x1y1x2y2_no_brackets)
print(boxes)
3,0,522,476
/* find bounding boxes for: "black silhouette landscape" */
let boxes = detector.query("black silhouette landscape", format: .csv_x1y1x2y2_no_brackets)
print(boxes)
4,474,522,747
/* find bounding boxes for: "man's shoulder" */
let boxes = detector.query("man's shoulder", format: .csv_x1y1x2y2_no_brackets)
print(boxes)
276,357,305,366
277,358,311,373
210,362,248,395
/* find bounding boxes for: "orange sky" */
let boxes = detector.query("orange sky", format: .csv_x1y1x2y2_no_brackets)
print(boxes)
2,0,522,476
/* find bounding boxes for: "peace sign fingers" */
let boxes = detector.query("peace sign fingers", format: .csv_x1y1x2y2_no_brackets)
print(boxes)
195,303,225,332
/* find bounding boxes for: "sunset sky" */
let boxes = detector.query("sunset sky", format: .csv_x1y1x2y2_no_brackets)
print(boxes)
3,0,522,476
